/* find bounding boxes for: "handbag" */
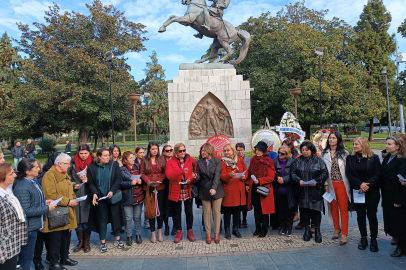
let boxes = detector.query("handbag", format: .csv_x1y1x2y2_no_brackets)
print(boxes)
107,161,122,205
256,186,270,197
191,185,198,198
47,189,70,230
145,186,156,219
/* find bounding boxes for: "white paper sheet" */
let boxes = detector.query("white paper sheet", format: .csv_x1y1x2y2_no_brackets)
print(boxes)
323,189,335,203
76,166,87,177
397,174,406,182
50,197,63,205
236,170,247,178
72,195,87,203
76,181,87,187
303,179,317,185
131,175,141,180
98,196,108,201
353,189,366,203
251,175,257,181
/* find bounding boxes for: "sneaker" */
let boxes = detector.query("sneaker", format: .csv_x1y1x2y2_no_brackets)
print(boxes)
100,243,108,253
114,240,124,249
286,230,292,237
144,219,150,229
279,228,286,235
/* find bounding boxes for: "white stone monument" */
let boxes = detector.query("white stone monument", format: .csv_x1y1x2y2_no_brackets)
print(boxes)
167,63,253,156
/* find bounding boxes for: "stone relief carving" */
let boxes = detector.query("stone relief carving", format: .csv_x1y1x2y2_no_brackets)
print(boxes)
189,93,233,139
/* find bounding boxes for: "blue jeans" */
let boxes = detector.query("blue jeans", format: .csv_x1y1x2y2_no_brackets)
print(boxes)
76,223,88,231
18,230,38,270
27,153,34,158
14,158,22,170
124,203,143,237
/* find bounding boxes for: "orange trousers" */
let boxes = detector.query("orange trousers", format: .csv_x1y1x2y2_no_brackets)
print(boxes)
330,181,349,235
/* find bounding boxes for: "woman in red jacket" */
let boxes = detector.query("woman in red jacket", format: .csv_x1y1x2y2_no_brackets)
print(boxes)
246,141,276,238
166,143,197,243
220,143,247,240
140,142,166,243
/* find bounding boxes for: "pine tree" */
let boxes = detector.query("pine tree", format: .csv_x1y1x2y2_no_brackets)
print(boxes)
354,0,396,141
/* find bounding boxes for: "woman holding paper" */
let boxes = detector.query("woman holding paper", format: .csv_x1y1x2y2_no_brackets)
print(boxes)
88,148,126,253
166,143,197,243
292,141,328,243
346,137,381,252
246,141,276,238
321,131,350,246
120,151,144,246
41,153,79,269
12,159,56,270
69,144,93,253
220,143,247,240
141,142,167,243
381,136,406,257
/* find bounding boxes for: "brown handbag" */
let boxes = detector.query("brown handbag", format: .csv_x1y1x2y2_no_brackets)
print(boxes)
144,186,156,219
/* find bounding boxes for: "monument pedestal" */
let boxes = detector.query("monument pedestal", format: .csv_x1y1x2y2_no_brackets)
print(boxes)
167,63,253,156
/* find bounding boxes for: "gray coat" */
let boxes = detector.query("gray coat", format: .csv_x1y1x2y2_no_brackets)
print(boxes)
69,162,91,224
13,178,49,232
243,155,251,169
195,157,225,201
12,145,25,158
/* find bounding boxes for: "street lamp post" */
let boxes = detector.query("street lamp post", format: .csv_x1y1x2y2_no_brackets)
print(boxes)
128,94,141,149
144,92,151,142
151,109,158,141
396,44,406,134
381,66,392,136
106,51,115,144
315,47,324,129
289,88,302,118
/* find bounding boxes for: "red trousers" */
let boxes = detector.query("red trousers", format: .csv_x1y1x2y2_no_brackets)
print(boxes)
330,181,349,235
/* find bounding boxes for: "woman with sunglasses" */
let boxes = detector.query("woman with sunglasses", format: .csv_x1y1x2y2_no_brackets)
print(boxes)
161,145,176,236
166,143,197,243
141,142,166,243
272,145,297,237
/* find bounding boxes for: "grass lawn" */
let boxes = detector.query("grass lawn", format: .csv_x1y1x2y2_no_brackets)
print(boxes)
344,132,391,139
344,140,385,154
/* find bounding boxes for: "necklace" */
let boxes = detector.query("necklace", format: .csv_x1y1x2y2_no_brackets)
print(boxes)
356,155,362,163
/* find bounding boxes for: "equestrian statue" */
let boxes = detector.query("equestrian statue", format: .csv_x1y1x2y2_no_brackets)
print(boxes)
158,0,251,65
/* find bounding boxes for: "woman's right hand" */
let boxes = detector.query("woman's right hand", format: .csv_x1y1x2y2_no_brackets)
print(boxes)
131,179,138,186
68,200,79,207
324,185,329,193
360,182,369,192
245,186,249,192
48,204,57,212
92,194,99,206
209,189,216,196
300,180,305,186
229,171,236,178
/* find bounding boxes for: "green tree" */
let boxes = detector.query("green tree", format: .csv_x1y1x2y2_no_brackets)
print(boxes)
354,0,396,141
234,2,385,137
14,0,147,145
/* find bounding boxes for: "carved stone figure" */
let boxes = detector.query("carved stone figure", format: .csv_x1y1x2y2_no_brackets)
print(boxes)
158,0,251,65
188,94,233,139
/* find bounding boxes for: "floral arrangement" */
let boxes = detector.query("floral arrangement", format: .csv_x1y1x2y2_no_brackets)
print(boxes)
284,133,300,143
278,112,304,146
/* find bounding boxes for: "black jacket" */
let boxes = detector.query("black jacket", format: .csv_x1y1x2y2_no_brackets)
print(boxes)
120,163,142,206
25,143,36,154
346,154,381,191
12,146,24,158
195,157,224,201
273,157,297,209
65,143,71,153
292,155,328,202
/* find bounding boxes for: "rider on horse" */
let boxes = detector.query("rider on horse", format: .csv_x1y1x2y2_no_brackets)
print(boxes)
194,0,230,38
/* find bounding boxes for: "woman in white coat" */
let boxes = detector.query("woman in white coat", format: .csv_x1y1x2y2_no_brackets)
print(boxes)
321,131,351,245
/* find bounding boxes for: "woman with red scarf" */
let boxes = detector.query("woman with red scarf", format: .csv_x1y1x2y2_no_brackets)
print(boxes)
70,144,94,253
246,141,276,238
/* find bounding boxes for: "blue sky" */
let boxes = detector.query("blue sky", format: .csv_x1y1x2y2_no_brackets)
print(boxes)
1,0,406,82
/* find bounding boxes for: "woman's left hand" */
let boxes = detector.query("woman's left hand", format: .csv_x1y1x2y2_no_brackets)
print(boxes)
45,199,53,205
394,204,401,207
209,189,216,196
253,179,259,184
80,175,87,183
400,179,406,186
277,177,284,184
74,184,82,190
192,172,197,179
107,191,113,198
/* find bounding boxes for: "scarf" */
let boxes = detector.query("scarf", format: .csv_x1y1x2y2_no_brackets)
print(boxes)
0,186,25,222
74,154,93,172
96,163,110,196
250,155,273,178
221,155,239,170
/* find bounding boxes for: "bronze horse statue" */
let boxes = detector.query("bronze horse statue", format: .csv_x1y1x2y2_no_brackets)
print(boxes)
158,0,250,65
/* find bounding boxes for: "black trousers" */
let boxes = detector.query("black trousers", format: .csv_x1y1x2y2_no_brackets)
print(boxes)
149,189,165,232
0,255,17,270
33,231,49,265
47,229,71,265
223,205,241,229
355,191,380,238
276,194,295,231
172,198,194,231
253,192,269,230
300,208,321,227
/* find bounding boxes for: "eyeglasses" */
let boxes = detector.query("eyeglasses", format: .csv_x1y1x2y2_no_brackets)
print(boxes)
165,149,173,153
178,149,186,153
278,152,286,156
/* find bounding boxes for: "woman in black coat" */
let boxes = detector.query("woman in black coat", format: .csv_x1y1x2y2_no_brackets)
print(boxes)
381,136,406,257
292,142,328,243
88,148,126,253
346,137,381,252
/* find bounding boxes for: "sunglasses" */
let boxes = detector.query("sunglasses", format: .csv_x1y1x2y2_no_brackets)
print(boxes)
178,149,186,153
165,149,173,153
278,152,286,156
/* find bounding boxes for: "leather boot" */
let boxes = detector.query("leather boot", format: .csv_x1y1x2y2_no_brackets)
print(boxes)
232,226,242,238
358,236,368,250
253,224,261,237
390,246,404,257
214,233,220,244
73,230,84,253
225,228,231,239
83,229,91,253
370,238,379,252
314,226,322,243
303,226,312,242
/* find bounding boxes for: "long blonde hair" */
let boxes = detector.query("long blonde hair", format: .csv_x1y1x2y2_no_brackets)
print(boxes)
352,137,373,158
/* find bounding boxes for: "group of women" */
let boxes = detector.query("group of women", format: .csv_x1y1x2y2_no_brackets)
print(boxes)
1,132,406,270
